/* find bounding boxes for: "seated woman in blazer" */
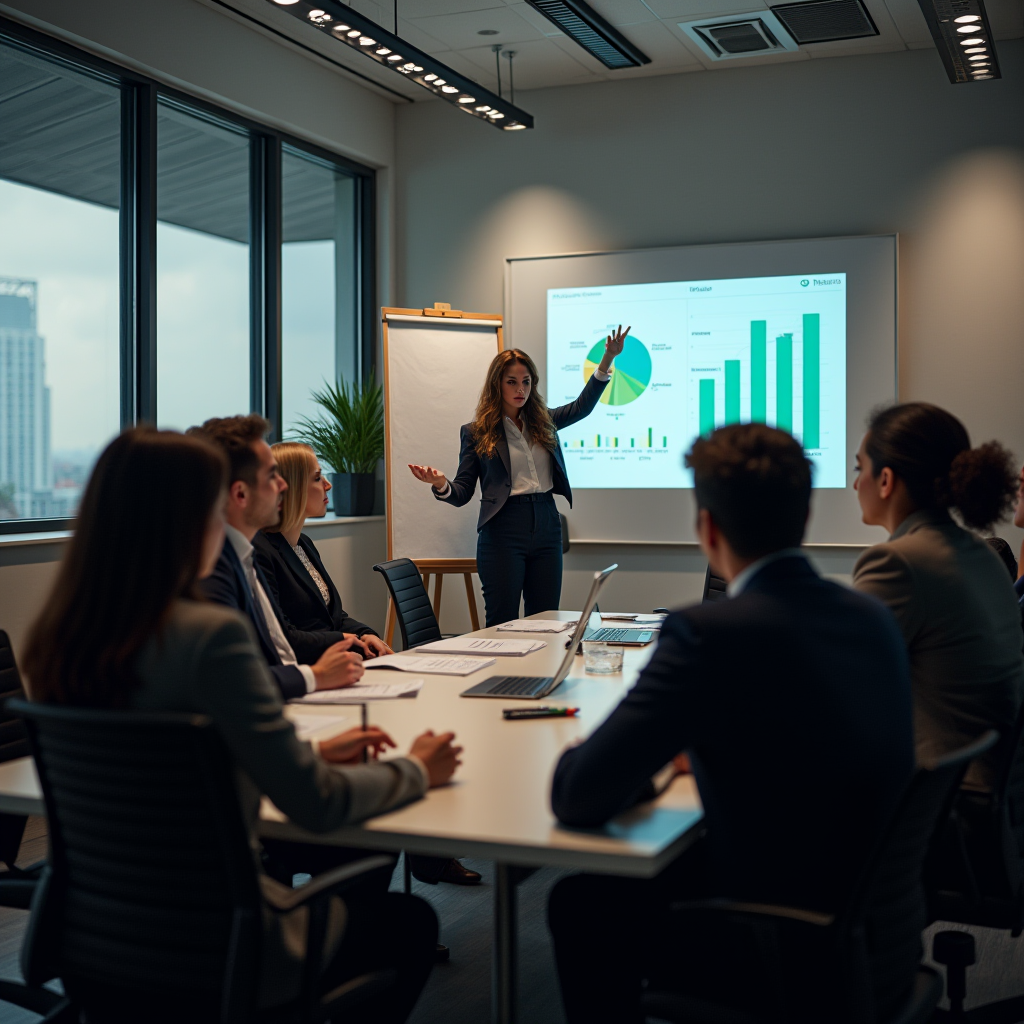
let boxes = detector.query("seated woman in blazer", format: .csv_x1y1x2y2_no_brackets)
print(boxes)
852,402,1024,791
255,443,391,663
22,426,462,1019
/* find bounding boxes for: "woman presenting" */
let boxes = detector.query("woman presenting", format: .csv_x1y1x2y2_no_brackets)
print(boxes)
409,327,627,626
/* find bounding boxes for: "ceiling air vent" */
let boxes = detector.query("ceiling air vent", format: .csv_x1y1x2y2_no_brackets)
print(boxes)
771,0,879,43
680,11,799,59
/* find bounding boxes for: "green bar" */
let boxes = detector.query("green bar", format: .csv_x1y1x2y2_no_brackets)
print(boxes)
614,438,618,447
662,436,667,447
699,379,715,435
725,360,740,424
630,438,634,447
802,314,820,450
776,334,793,432
595,435,600,447
751,321,767,422
647,427,652,448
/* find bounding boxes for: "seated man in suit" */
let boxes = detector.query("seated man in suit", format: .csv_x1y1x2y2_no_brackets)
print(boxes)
189,414,363,702
548,424,915,1024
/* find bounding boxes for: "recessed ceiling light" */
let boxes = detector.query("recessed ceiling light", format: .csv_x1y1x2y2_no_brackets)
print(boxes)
960,36,984,44
973,73,992,78
332,23,349,30
424,73,437,81
376,46,391,53
475,104,491,111
505,122,527,130
387,53,403,60
272,0,300,4
955,14,981,21
965,46,986,52
346,28,360,36
359,36,375,45
441,85,458,92
955,24,978,31
412,65,423,71
458,96,475,103
434,79,446,85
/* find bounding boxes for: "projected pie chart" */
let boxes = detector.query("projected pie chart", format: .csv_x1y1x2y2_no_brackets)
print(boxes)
584,334,652,406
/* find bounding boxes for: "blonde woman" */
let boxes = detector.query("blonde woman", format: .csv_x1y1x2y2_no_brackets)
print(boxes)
254,442,391,660
409,331,625,626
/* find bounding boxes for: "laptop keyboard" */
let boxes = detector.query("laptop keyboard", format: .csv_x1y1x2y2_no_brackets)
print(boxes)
586,627,655,643
470,675,554,696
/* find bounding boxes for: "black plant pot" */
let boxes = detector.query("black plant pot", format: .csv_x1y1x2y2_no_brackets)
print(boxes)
332,473,376,517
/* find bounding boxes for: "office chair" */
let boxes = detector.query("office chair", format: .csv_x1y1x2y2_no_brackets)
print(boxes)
373,558,444,650
925,705,1024,1022
643,731,999,1024
702,565,728,604
11,700,398,1023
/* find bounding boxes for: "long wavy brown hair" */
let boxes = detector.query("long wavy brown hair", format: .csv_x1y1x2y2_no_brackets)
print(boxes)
471,349,556,458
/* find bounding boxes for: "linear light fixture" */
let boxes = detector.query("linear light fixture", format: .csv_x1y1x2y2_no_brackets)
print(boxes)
525,0,650,69
914,0,1001,82
267,0,534,129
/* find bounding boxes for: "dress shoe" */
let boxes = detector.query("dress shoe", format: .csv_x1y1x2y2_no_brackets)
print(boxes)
435,943,450,963
438,859,482,886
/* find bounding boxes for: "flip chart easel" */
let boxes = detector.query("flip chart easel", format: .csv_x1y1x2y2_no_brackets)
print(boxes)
382,303,503,644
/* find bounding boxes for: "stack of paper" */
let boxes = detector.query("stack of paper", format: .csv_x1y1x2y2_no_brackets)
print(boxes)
415,637,546,657
283,709,352,741
496,619,573,633
291,679,423,704
599,612,667,625
364,653,495,676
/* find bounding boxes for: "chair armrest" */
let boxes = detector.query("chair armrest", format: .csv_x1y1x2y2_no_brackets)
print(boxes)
263,855,395,913
669,898,835,928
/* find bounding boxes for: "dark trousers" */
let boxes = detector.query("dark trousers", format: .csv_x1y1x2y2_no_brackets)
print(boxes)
477,493,563,627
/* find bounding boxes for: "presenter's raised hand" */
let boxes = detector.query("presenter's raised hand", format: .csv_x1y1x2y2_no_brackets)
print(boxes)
408,464,448,492
598,324,630,373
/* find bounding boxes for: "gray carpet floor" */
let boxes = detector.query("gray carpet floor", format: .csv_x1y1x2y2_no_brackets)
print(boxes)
2,821,1024,1022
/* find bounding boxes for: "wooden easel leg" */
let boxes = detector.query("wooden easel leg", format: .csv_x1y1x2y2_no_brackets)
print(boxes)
464,574,480,631
432,573,444,623
384,598,396,648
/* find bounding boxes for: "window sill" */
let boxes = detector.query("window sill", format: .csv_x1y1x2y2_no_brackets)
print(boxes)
0,515,385,549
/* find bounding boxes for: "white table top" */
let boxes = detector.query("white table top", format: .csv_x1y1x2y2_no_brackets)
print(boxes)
0,612,703,878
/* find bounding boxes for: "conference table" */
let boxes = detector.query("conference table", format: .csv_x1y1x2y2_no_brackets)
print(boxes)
0,610,704,1024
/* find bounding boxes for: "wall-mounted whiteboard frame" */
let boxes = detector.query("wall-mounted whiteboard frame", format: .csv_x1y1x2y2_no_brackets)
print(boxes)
505,235,898,547
383,307,503,560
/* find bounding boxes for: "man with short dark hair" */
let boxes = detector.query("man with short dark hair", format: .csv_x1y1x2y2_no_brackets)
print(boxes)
547,424,915,1023
190,414,364,701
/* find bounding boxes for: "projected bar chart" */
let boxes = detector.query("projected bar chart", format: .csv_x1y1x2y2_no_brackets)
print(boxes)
547,272,845,489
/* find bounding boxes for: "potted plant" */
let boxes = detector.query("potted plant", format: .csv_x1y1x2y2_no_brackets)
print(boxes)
292,375,384,517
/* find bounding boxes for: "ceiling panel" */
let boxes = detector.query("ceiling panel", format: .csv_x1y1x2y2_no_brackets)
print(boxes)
878,0,933,46
642,0,768,22
407,5,548,49
584,0,661,26
459,36,601,85
801,0,905,56
395,16,454,51
987,0,1024,38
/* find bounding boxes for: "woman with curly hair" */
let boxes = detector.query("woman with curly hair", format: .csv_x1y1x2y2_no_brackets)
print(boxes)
853,401,1024,790
409,330,626,626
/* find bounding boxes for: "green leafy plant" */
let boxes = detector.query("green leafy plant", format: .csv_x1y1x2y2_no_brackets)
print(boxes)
291,376,385,475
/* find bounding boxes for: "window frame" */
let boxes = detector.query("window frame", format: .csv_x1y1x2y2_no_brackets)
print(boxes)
0,15,377,535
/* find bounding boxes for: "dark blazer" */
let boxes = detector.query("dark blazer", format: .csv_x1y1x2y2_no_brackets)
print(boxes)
436,373,609,530
254,530,378,665
199,540,307,702
551,555,915,913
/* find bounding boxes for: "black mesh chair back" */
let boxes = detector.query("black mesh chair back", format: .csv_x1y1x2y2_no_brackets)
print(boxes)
840,730,998,1022
0,633,32,873
702,565,728,604
374,558,443,650
927,702,1024,933
11,700,262,1021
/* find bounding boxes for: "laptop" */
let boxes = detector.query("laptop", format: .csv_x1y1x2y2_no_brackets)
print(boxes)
580,623,657,646
460,564,618,700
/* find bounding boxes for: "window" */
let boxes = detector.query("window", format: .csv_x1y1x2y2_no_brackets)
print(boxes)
157,103,250,431
281,146,361,437
0,43,120,522
0,17,375,532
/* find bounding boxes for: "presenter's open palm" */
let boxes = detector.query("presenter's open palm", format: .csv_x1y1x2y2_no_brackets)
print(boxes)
604,324,630,360
408,464,447,490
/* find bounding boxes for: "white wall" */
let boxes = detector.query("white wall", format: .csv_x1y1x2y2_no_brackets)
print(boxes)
395,43,1024,618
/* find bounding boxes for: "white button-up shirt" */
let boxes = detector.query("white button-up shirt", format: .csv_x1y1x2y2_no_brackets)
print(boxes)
224,524,316,694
